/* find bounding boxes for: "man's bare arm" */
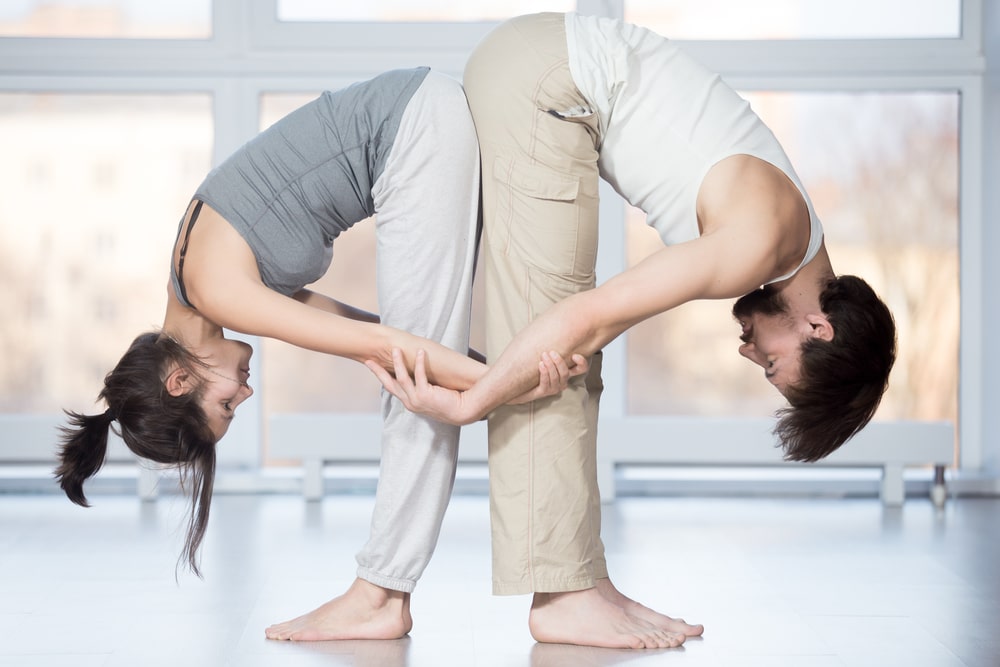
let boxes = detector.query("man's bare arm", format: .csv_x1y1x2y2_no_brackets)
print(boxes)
369,229,775,424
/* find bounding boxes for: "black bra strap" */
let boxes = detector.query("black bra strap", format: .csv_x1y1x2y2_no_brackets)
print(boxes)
176,199,204,307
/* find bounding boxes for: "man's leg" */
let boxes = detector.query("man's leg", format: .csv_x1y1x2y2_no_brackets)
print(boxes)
265,71,479,641
466,10,602,597
465,13,700,648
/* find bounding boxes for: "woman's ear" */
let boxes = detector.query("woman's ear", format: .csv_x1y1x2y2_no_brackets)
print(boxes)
806,313,835,342
164,364,195,396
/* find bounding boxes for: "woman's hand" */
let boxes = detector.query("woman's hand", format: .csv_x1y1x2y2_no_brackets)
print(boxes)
366,349,479,425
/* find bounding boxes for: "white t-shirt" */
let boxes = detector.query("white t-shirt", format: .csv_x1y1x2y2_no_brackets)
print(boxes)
564,13,823,283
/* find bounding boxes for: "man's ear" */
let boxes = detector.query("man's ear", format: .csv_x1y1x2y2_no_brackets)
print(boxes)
164,364,195,396
806,313,835,342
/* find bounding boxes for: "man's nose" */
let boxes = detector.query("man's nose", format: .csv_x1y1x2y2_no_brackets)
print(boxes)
738,342,765,368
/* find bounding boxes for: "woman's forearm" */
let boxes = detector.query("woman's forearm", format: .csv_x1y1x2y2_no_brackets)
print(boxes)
289,289,486,390
292,289,380,324
376,327,487,391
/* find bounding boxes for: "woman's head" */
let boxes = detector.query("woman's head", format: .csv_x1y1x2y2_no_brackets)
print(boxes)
735,275,896,462
55,331,251,577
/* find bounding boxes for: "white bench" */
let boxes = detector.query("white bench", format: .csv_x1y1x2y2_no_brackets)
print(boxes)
4,414,951,506
269,415,953,506
595,417,953,507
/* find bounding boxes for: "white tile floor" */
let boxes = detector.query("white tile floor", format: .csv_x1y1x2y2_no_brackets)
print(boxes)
0,491,997,666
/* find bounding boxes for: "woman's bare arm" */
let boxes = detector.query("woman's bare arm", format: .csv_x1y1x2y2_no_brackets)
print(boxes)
207,278,488,390
292,289,380,324
293,289,486,362
179,209,486,390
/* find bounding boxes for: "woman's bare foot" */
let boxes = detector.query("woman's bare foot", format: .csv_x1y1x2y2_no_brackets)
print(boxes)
595,577,704,637
265,578,412,641
528,588,686,649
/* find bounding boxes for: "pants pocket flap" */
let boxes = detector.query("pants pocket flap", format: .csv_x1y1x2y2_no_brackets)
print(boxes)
494,156,579,201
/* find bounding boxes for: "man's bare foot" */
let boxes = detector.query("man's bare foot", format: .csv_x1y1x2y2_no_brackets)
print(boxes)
265,578,412,641
595,577,704,638
528,588,686,649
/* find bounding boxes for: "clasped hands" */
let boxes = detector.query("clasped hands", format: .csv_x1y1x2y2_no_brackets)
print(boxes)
365,349,589,426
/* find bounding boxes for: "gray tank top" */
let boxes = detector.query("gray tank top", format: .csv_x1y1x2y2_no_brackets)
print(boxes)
171,67,429,305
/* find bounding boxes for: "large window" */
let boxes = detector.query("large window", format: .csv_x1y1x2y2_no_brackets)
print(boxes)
276,0,961,37
257,93,383,416
0,0,989,483
257,92,488,420
277,1,575,23
626,91,959,425
0,93,212,412
625,0,961,39
0,0,212,39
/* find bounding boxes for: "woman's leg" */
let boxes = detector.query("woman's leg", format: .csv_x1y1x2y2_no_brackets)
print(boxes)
265,71,479,641
360,70,480,592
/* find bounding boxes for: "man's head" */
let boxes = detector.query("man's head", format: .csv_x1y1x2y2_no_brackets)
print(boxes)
733,275,896,462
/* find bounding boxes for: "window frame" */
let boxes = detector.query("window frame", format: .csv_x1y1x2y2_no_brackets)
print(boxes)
0,0,991,487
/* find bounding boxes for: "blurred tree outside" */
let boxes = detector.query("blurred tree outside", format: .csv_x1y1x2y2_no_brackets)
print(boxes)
626,92,958,426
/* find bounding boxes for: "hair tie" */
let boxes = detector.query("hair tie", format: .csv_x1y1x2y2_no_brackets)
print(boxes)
103,407,116,423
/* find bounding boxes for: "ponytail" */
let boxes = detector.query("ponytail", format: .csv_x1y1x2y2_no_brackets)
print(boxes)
55,408,116,507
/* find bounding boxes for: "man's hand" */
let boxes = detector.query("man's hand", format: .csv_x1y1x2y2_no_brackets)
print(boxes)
508,351,589,404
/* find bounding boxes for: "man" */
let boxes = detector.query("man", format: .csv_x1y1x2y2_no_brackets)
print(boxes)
370,12,895,650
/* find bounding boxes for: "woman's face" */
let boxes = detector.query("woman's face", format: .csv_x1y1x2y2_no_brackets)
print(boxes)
198,337,254,441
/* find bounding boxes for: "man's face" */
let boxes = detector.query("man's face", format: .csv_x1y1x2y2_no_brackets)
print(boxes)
732,286,805,395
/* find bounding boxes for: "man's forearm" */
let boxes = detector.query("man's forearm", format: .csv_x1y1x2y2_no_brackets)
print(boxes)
461,296,601,419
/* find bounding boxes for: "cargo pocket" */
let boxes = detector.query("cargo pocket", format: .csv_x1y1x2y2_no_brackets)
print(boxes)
489,154,598,280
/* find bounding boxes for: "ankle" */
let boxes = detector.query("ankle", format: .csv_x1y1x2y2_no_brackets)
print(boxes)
532,587,597,608
351,578,408,609
530,592,549,610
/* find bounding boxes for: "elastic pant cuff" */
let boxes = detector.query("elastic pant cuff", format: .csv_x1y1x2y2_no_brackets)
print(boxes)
357,567,417,594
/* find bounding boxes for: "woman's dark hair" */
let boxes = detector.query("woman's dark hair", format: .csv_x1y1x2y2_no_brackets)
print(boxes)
55,331,216,577
776,275,897,462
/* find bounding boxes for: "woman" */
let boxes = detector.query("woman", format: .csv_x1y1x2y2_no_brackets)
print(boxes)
55,68,582,642
370,13,896,649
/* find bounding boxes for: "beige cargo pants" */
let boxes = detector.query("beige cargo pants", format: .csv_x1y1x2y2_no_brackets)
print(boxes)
464,12,609,595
